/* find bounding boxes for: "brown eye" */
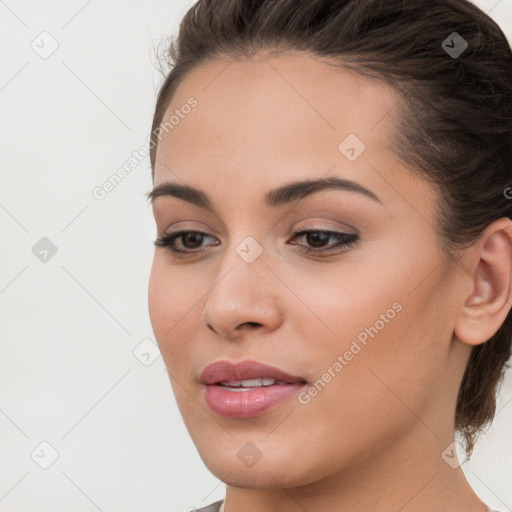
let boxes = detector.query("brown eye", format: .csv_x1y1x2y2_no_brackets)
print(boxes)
154,230,219,254
180,232,206,249
289,229,359,255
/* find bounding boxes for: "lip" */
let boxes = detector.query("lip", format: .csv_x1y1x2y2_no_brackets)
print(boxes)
199,359,307,385
200,359,308,419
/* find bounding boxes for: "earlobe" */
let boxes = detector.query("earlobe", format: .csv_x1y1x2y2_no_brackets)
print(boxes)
454,217,512,347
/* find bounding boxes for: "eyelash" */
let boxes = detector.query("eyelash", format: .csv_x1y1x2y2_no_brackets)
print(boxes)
153,229,359,256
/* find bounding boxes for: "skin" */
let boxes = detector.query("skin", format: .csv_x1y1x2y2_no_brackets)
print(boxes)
148,51,512,512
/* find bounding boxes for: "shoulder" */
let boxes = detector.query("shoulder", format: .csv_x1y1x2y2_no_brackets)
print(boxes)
189,499,224,512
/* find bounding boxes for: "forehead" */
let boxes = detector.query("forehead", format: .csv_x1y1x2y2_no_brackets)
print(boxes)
156,52,401,168
152,52,427,212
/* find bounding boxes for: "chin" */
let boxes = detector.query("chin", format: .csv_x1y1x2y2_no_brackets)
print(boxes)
195,441,319,489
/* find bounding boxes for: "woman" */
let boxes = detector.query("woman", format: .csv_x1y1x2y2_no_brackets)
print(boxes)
146,0,511,510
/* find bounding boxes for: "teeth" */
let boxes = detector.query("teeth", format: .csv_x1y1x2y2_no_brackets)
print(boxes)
219,378,277,387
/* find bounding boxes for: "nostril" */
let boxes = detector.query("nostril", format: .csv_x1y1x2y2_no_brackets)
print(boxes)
237,321,261,329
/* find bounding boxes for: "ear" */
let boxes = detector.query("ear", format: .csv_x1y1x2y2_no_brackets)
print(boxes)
454,217,512,346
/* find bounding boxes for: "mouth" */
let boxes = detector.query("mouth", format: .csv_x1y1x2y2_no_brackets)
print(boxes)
216,377,302,391
199,358,307,385
199,359,308,418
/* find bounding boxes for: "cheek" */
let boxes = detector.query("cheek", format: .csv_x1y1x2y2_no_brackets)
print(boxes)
286,295,434,474
148,257,192,356
314,271,450,431
299,246,446,409
284,259,405,357
148,257,171,337
148,255,213,374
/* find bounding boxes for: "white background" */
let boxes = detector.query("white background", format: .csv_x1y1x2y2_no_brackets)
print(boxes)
1,1,511,511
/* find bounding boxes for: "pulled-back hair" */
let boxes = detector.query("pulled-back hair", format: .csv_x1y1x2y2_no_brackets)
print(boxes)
149,0,512,457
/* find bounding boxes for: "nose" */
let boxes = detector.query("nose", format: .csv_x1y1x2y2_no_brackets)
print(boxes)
201,247,283,340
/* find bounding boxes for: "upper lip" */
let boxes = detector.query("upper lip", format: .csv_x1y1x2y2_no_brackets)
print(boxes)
200,359,307,384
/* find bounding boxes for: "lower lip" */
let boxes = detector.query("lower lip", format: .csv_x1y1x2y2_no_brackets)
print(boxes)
203,382,307,418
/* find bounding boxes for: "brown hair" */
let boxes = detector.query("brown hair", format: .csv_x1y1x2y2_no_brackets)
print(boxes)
149,0,512,457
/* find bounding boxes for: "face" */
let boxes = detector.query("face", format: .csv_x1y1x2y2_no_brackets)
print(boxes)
148,52,467,489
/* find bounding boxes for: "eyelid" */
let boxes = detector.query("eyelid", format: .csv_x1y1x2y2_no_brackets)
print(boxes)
157,217,360,243
157,220,215,236
292,220,359,237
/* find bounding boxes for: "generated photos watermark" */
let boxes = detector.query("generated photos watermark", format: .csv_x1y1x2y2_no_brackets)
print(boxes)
298,301,403,405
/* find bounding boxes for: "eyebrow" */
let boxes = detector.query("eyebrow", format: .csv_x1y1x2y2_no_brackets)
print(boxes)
146,176,382,209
